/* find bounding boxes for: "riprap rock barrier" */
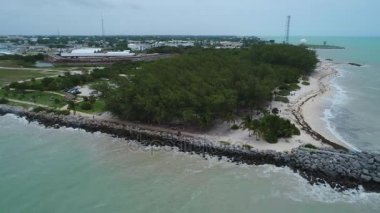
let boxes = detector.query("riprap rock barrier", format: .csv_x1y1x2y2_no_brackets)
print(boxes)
1,105,379,192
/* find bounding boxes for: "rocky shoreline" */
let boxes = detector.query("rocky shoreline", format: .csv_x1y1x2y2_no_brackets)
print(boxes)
1,104,380,192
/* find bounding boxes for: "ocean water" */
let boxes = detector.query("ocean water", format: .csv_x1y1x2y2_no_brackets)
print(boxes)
1,37,380,212
266,36,380,152
306,37,380,152
0,115,380,212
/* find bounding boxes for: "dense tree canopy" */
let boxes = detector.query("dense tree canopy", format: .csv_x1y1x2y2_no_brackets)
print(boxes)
0,54,44,64
97,44,318,128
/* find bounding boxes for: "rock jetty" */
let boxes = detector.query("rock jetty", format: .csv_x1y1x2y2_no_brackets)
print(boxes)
1,104,380,192
348,62,363,67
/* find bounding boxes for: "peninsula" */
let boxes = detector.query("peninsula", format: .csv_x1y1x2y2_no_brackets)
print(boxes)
1,40,379,192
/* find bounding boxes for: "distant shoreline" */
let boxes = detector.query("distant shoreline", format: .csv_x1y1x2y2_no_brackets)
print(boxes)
305,44,345,50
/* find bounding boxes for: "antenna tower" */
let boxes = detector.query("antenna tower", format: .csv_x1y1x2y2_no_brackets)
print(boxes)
101,15,105,37
285,16,291,44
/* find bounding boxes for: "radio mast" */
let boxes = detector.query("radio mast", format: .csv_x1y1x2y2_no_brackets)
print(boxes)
101,15,105,37
285,16,291,44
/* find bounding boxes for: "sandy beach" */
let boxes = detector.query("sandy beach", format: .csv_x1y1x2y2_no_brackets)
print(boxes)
202,59,353,152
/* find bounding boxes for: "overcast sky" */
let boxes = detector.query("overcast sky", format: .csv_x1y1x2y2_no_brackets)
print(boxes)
0,0,379,36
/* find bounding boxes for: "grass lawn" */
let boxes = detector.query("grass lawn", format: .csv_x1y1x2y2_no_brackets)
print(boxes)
0,89,67,108
0,60,25,68
77,99,106,114
0,68,53,86
7,101,35,109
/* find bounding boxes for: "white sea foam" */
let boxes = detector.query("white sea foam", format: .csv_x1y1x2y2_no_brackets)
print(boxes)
175,157,380,206
322,67,360,151
258,164,380,207
365,86,380,91
289,176,380,207
323,108,359,151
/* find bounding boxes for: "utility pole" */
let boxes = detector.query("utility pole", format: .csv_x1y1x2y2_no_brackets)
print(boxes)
285,15,291,44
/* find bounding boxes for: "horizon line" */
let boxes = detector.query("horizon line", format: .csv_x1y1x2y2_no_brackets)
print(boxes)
1,34,379,37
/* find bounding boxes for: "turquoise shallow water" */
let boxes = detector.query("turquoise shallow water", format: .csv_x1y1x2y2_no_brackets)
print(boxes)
298,37,380,152
1,37,380,212
266,36,380,151
316,38,380,152
0,115,379,212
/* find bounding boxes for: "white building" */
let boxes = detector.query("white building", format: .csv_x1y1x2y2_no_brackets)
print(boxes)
61,48,135,57
128,43,152,51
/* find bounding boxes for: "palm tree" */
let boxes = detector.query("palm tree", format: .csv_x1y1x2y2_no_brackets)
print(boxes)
241,116,253,137
251,119,260,140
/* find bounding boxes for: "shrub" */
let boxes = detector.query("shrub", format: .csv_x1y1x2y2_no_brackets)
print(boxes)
0,97,9,104
32,107,70,116
302,81,310,86
304,143,317,149
80,102,93,110
274,96,289,103
288,83,300,90
265,133,278,144
32,106,46,113
57,110,70,116
231,124,240,130
67,101,76,110
53,98,61,104
88,95,97,104
272,108,279,115
219,141,231,146
277,90,291,96
277,83,300,96
242,144,253,150
251,114,300,143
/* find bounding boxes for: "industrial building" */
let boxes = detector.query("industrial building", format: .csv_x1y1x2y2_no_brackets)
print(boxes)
46,48,175,65
60,48,135,58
